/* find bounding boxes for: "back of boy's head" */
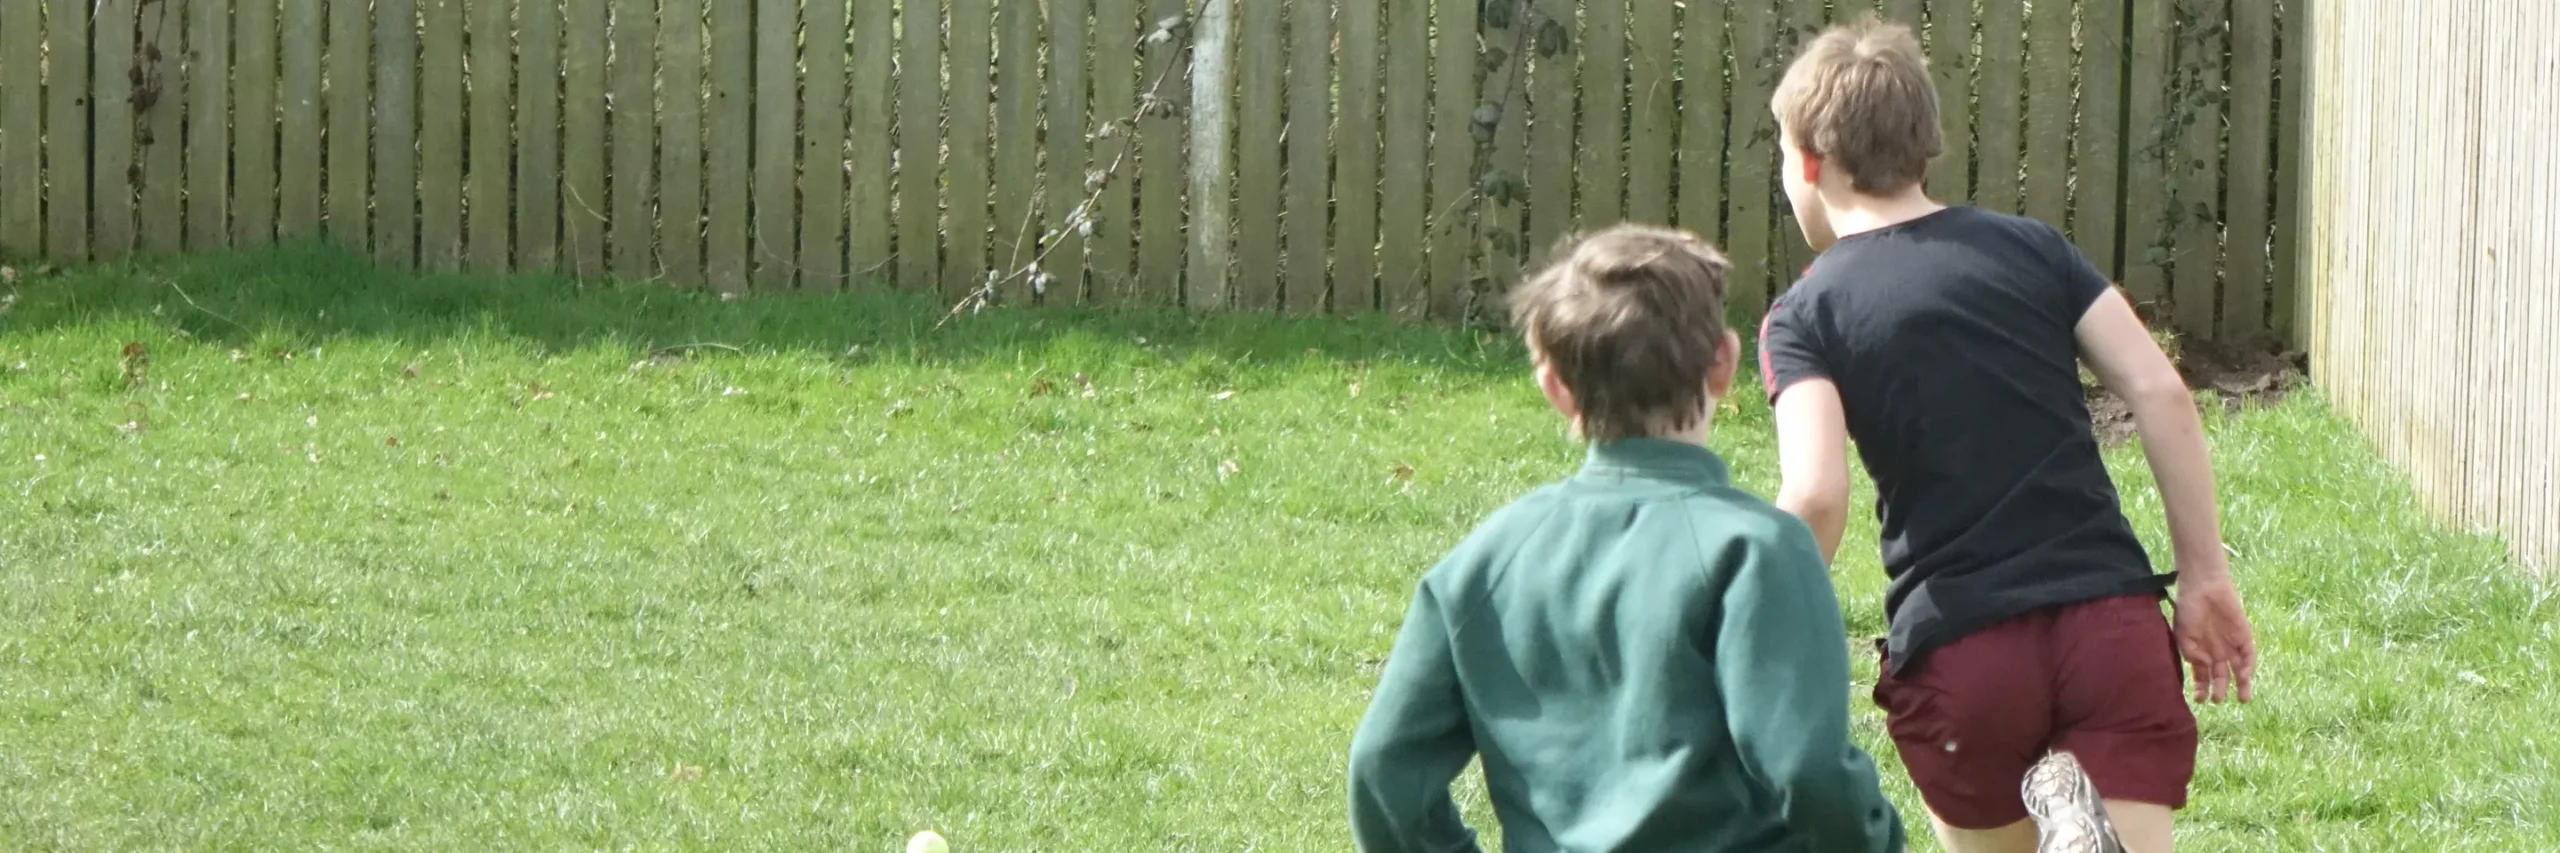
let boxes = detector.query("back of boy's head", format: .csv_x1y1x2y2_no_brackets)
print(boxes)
1508,225,1730,442
1773,15,1941,194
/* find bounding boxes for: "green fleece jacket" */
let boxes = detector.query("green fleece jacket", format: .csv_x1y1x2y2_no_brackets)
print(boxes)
1347,438,1905,853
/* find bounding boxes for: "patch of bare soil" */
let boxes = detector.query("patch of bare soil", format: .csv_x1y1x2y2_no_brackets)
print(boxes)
2088,338,2308,446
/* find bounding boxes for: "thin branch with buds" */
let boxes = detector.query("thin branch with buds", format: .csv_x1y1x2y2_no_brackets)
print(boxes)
935,16,1193,330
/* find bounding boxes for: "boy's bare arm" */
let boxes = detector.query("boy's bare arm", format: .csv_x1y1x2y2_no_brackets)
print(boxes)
1773,378,1854,564
2074,287,2258,703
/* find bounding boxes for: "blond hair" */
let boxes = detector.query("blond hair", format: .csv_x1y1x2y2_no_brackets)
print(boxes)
1772,15,1942,193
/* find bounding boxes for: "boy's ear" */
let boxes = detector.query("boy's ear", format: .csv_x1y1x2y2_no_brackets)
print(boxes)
1535,361,1580,422
1707,330,1741,401
1797,145,1824,186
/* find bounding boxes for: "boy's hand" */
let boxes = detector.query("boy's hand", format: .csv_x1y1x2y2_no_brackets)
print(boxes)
2173,571,2255,704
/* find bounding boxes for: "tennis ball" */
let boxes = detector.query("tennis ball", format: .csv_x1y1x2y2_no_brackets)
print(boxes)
906,830,950,853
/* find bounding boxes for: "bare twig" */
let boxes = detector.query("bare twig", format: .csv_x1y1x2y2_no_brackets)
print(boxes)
167,279,249,332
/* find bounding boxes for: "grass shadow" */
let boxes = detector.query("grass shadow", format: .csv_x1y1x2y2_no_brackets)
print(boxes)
1,242,1523,376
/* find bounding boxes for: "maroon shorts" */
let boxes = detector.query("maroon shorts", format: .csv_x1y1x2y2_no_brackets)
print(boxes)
1871,593,2198,829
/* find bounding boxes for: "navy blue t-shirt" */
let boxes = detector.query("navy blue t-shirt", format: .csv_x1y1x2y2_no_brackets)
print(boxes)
1759,205,2173,675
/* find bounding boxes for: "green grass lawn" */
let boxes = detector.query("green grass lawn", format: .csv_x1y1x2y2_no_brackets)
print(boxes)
2,247,2553,851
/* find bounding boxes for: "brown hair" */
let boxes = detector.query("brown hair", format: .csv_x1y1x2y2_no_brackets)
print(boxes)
1508,225,1731,442
1772,14,1941,194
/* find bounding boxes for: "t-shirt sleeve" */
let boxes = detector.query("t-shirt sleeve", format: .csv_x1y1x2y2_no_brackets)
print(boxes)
1758,293,1830,405
2042,223,2117,320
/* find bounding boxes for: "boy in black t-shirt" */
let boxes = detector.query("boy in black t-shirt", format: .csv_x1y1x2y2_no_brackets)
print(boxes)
1757,16,2259,853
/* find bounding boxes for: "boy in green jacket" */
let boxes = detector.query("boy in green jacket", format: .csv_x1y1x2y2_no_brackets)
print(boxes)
1347,225,1906,853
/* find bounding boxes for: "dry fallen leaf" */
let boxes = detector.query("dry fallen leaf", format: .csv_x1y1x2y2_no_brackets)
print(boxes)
1211,390,1236,401
1347,380,1363,399
1389,463,1416,483
385,436,401,447
671,763,705,782
1216,459,1240,481
120,342,149,389
401,361,419,378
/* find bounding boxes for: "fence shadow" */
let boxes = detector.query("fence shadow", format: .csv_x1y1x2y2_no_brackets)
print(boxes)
0,243,1524,377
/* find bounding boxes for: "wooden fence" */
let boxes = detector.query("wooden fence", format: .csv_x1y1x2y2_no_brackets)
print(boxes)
2299,0,2559,574
3,0,2295,340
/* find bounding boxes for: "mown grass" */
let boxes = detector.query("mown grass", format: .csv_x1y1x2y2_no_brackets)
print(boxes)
1,246,2552,851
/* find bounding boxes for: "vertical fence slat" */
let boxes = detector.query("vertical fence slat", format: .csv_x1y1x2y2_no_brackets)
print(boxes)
1924,0,1972,202
2119,0,2173,307
949,0,997,298
2270,0,2302,343
1677,0,1726,241
1136,0,1187,304
1725,0,1776,316
93,0,141,258
898,0,948,295
420,0,464,269
372,0,416,264
1234,0,1281,310
1283,0,1332,313
1422,0,1475,319
658,0,703,284
563,0,606,277
704,0,750,292
2021,0,2071,228
0,0,38,256
517,0,562,271
1335,0,1382,312
1184,0,1231,309
326,0,367,244
1526,0,1577,265
1625,0,1673,225
183,0,229,252
142,0,189,254
1487,15,1529,303
2172,0,2227,337
1377,0,1426,315
468,0,515,270
609,0,658,281
47,0,91,261
1580,0,1627,228
231,0,278,249
993,0,1040,302
802,0,852,289
2073,0,2126,278
1092,0,1140,301
1041,0,1090,299
844,0,889,286
2222,0,2275,341
751,0,798,288
280,0,321,239
1974,0,2023,213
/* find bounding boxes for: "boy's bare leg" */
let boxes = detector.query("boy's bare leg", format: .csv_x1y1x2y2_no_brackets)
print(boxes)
1929,816,2039,853
2099,801,2173,853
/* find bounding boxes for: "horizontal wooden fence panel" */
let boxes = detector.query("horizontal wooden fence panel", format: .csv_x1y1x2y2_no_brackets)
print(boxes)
1,1,2297,344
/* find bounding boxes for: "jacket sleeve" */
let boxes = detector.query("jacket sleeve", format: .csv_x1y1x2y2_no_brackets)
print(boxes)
1713,523,1908,852
1347,582,1485,853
